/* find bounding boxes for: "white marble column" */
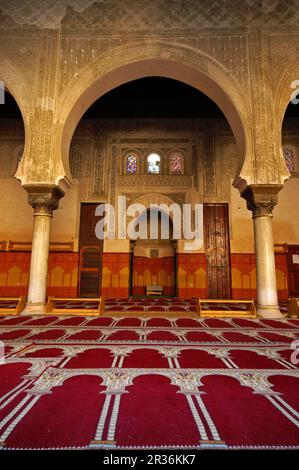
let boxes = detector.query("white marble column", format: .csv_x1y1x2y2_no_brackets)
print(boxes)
253,210,282,317
242,185,283,319
26,205,53,312
23,186,64,314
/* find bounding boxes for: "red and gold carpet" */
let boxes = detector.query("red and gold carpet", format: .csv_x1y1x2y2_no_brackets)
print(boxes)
0,302,298,450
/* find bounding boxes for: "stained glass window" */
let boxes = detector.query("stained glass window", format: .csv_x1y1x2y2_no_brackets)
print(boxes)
126,154,137,173
147,153,161,174
283,148,295,172
169,152,184,174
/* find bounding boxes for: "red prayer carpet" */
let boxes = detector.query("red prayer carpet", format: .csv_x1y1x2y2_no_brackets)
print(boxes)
0,302,298,450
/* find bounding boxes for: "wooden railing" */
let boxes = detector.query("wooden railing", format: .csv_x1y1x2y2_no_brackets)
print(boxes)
0,240,8,251
46,297,105,316
274,243,288,253
196,299,256,318
0,241,74,252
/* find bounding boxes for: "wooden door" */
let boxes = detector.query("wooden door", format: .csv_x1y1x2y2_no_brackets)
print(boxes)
78,203,103,297
203,204,231,299
287,245,299,296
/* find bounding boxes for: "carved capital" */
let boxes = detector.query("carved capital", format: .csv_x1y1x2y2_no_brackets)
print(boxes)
241,184,283,217
23,184,65,216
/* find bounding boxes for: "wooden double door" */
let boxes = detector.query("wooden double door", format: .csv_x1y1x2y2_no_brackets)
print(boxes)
203,203,231,299
78,203,103,297
287,245,299,296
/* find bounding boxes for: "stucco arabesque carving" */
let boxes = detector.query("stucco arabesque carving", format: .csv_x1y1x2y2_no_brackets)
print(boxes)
0,2,298,188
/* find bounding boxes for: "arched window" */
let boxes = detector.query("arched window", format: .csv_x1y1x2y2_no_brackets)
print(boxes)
283,147,295,172
126,154,138,174
169,152,184,174
147,153,161,174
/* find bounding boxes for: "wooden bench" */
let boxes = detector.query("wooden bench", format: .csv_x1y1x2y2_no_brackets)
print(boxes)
196,299,256,318
0,296,26,316
288,297,299,318
146,285,163,296
46,297,105,316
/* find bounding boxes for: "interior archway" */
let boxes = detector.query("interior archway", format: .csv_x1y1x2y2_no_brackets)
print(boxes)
0,88,29,257
68,74,241,300
0,53,33,186
278,95,299,297
272,58,299,185
58,54,249,183
131,207,176,297
281,100,299,174
0,88,26,173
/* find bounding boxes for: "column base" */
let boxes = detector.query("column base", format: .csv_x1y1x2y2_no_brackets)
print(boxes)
21,303,47,316
257,304,284,319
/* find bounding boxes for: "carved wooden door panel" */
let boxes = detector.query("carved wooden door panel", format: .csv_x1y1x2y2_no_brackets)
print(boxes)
287,245,299,296
78,203,103,297
203,203,231,299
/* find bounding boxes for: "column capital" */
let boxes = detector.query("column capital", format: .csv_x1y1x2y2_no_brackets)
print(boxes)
241,184,283,217
23,184,65,215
